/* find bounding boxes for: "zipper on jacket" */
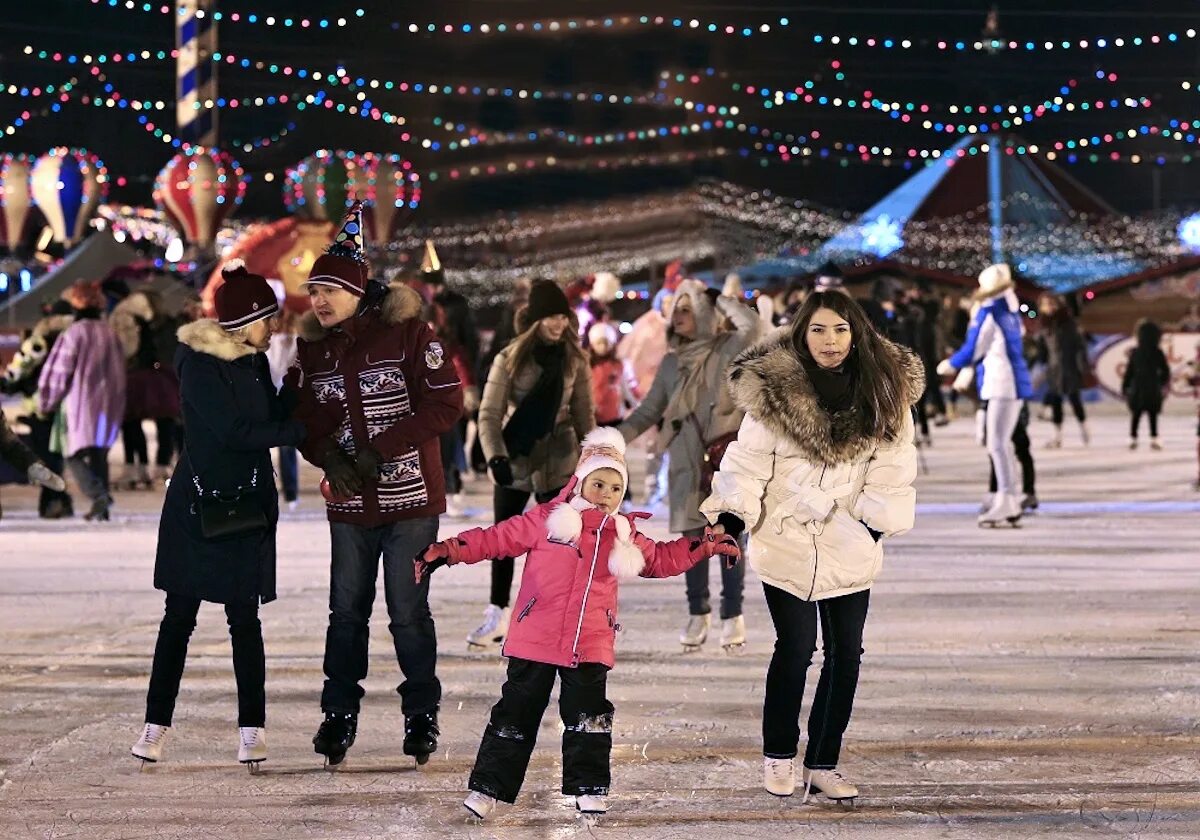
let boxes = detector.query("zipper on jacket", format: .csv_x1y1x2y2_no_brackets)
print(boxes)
571,514,608,661
806,466,828,600
516,596,537,622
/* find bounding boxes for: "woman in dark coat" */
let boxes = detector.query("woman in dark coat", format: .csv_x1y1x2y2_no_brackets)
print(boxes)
132,262,306,769
1122,319,1171,450
1036,294,1090,447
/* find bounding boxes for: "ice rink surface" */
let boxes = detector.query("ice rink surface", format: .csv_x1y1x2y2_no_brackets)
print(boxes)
2,407,1199,839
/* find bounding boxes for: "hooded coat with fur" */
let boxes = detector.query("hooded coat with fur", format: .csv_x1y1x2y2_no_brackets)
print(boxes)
154,320,307,604
287,282,464,526
446,478,701,668
700,329,923,602
619,286,761,532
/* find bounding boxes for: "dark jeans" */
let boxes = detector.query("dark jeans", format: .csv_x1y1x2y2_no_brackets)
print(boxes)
684,526,745,619
66,446,110,504
1047,391,1086,425
145,592,265,727
277,446,298,502
988,404,1036,495
1131,409,1159,438
761,583,870,769
321,517,441,715
440,423,464,495
122,418,177,466
469,657,613,802
490,485,561,608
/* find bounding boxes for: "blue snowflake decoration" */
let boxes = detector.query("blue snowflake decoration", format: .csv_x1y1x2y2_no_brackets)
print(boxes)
1178,213,1200,250
859,214,905,258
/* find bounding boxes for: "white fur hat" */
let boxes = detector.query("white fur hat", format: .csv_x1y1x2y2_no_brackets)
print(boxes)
588,321,618,348
974,263,1014,300
591,271,621,303
573,426,628,490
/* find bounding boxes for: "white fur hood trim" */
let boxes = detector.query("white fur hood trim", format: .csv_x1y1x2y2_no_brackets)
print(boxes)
544,495,645,580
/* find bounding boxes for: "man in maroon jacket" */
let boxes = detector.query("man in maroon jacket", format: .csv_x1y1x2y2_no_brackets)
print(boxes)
286,204,463,766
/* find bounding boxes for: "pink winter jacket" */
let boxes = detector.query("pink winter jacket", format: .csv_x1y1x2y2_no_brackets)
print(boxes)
451,480,699,669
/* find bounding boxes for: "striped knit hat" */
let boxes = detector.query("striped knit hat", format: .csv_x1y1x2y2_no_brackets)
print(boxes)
303,201,369,296
214,260,279,329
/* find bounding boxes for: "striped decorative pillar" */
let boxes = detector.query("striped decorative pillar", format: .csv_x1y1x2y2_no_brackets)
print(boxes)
176,0,218,147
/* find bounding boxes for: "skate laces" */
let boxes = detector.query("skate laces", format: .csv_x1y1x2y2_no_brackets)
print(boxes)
240,728,262,748
141,724,165,745
767,758,793,781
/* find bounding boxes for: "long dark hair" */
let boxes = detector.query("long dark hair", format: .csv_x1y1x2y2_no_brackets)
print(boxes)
790,290,909,440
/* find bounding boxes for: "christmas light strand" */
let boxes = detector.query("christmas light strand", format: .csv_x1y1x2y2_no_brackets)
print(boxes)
88,0,366,29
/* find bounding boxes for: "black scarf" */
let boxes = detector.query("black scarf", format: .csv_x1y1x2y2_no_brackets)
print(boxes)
802,355,862,443
502,340,567,457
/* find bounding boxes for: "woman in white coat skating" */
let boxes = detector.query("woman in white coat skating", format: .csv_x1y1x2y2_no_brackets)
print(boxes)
700,290,922,802
937,264,1033,526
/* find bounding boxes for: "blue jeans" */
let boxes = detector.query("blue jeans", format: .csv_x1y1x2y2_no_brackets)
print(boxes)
321,517,441,715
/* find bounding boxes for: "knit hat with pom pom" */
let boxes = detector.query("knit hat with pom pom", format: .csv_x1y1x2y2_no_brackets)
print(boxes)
573,426,628,490
215,259,279,329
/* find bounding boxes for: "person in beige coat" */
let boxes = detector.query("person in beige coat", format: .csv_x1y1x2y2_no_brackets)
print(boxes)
700,290,922,803
473,279,595,648
619,279,761,652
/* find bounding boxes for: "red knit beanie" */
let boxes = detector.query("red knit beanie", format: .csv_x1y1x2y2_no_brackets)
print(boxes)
303,201,369,296
215,260,279,328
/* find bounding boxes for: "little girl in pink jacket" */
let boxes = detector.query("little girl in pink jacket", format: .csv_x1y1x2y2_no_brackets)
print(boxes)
416,427,740,820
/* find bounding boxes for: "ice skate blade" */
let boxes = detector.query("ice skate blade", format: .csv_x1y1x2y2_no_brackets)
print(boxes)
466,640,502,652
242,760,264,775
321,754,347,770
680,643,703,654
412,752,430,766
722,642,746,656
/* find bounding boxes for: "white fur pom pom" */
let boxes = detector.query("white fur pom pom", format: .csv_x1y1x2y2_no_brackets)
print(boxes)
579,426,627,456
608,538,645,579
222,258,247,275
546,502,584,544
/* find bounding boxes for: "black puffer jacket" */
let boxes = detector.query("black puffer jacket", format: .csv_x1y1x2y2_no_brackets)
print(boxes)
154,320,306,605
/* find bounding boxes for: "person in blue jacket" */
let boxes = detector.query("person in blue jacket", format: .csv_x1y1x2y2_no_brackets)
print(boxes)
938,264,1033,526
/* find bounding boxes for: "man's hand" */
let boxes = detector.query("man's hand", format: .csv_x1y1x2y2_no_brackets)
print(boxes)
354,446,383,482
323,447,363,499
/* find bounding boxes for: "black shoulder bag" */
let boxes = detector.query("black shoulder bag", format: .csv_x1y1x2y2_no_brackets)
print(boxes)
187,444,268,540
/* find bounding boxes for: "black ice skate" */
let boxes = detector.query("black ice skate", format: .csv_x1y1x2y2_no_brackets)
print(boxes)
403,708,439,765
312,711,357,768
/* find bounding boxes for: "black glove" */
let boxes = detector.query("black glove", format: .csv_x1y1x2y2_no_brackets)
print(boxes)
716,512,746,539
354,446,383,482
861,522,883,543
324,447,363,499
488,455,514,487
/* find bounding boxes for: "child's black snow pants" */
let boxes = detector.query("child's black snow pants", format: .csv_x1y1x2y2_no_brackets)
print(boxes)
468,656,613,802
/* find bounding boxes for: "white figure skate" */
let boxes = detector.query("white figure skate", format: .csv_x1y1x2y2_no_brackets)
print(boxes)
679,614,710,653
463,790,496,820
977,493,1022,528
720,615,746,654
763,757,796,797
802,767,858,806
131,723,169,768
238,727,267,774
467,604,510,651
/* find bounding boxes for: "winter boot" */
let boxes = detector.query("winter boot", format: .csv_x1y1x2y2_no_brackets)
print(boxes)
313,711,357,767
977,493,1021,528
238,727,267,771
131,723,169,764
680,614,710,651
463,790,496,820
84,496,112,522
403,708,439,765
1045,426,1063,449
720,615,746,654
802,767,858,803
575,794,608,815
764,757,796,797
467,604,510,650
1129,438,1138,450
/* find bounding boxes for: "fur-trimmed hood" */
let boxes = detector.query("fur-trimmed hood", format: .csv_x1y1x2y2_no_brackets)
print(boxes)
177,319,260,361
111,291,156,358
297,281,423,343
727,328,925,465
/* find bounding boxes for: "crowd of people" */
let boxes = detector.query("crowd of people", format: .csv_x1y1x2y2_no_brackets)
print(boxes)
0,203,1195,818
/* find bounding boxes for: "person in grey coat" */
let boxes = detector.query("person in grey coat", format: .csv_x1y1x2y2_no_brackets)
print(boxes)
131,262,307,769
619,279,761,652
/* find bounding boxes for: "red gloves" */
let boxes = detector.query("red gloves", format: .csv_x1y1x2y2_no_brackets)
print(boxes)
414,538,466,583
688,527,742,569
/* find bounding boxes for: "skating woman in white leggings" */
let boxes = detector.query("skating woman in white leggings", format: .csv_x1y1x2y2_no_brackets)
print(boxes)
939,264,1034,526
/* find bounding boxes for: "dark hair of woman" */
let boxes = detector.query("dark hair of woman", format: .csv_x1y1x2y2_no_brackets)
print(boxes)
505,318,588,376
789,290,908,442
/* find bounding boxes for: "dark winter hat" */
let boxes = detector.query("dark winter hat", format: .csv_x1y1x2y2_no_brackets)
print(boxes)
303,201,369,296
524,279,572,325
215,259,279,329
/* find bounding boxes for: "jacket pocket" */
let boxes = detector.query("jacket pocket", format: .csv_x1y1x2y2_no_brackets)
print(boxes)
606,608,621,633
516,596,537,622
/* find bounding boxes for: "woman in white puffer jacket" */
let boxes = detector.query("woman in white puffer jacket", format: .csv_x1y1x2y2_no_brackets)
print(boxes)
700,290,923,803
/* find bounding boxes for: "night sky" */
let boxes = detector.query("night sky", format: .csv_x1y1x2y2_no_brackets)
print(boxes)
5,1,1200,219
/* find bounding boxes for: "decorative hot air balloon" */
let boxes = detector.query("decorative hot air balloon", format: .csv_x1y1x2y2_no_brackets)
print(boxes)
359,153,421,243
0,153,33,251
282,150,369,220
30,147,108,246
154,148,248,247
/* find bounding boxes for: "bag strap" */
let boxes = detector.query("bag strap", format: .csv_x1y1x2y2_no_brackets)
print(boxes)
183,362,260,497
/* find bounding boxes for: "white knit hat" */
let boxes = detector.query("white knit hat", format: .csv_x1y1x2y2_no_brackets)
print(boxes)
573,427,628,490
974,263,1014,300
